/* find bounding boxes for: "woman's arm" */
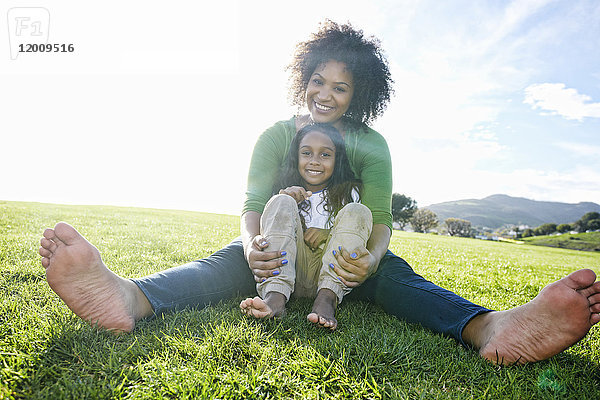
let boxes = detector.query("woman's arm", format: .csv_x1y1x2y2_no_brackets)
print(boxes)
329,128,393,287
241,121,295,282
241,211,287,283
331,223,390,287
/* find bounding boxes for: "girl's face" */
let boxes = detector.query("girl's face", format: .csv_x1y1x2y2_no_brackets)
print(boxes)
297,130,336,192
305,60,354,130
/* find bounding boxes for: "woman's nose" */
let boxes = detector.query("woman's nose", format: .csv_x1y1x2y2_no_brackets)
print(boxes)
316,87,331,101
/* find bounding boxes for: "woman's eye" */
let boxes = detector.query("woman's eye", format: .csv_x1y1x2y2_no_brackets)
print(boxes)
335,87,346,93
312,78,322,85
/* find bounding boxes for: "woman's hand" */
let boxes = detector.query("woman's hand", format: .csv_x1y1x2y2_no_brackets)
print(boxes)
279,186,312,204
304,227,329,250
244,234,287,283
330,245,378,287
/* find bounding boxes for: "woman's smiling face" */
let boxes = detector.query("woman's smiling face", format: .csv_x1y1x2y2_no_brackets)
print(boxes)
305,60,354,129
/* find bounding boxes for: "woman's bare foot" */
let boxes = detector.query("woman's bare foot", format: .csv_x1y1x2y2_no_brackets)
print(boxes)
463,269,600,365
39,222,152,332
307,288,338,330
240,291,287,319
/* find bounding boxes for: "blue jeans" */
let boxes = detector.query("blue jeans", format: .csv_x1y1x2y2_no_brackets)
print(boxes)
132,238,490,346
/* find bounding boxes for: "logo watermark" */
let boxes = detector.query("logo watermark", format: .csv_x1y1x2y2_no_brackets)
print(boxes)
7,7,50,60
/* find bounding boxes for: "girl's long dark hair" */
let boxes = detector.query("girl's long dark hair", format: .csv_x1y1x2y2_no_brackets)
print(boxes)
276,123,361,227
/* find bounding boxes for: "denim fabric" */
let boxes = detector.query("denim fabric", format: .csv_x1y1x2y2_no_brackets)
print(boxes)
132,238,490,346
346,250,491,346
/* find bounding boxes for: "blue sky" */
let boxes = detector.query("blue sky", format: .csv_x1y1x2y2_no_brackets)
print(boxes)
1,0,599,215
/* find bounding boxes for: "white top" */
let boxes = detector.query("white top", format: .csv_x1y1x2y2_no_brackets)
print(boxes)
300,188,360,229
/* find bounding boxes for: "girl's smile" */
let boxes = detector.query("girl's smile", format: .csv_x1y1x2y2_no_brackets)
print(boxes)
297,130,336,192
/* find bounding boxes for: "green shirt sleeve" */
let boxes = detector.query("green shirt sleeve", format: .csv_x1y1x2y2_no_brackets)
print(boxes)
243,118,393,231
243,118,295,215
345,126,393,230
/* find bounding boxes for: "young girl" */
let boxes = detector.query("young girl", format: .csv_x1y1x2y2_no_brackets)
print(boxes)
240,123,372,330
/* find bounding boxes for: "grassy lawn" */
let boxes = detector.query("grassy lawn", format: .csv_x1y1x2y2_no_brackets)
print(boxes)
1,200,599,399
522,232,600,252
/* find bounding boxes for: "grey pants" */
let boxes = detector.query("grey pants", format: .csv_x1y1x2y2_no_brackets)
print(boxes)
256,194,372,303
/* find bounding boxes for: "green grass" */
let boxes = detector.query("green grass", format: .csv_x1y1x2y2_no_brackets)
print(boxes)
522,232,600,252
1,200,599,399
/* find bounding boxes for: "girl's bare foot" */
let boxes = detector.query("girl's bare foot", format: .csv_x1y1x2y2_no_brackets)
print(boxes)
39,222,152,332
240,291,287,319
307,288,338,330
463,269,600,365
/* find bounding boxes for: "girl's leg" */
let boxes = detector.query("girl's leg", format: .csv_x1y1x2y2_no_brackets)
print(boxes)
347,251,491,346
309,203,373,329
240,194,303,318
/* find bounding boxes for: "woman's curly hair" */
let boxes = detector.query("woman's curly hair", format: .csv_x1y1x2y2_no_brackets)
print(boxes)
287,20,394,126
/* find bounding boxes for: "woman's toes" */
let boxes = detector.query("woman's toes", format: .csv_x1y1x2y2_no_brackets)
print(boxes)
40,237,56,252
39,247,52,258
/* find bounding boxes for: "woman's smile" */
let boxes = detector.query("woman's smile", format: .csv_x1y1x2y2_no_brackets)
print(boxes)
305,60,354,129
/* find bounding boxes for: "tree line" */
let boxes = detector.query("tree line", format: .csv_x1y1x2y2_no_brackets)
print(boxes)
521,212,600,237
391,193,471,236
391,193,600,238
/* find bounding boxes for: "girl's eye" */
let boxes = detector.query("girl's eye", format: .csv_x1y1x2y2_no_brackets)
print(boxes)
312,78,323,85
335,87,346,93
301,151,311,156
321,152,331,158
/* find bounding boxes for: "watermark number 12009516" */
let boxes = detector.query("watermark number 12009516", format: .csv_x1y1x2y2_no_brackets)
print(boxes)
7,7,75,60
19,43,74,53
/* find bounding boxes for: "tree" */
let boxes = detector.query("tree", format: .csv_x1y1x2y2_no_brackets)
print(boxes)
534,223,557,236
521,228,534,238
557,223,572,233
411,208,438,233
445,218,472,237
588,219,600,231
575,212,600,232
391,193,417,229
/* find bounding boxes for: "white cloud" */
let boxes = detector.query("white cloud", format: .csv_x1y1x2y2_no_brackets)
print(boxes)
524,83,600,121
3,0,600,215
411,165,600,207
505,166,600,204
555,142,600,157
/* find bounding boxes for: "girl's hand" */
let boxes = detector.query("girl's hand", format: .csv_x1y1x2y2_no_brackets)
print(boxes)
330,245,378,287
245,234,287,283
304,227,329,250
279,186,312,204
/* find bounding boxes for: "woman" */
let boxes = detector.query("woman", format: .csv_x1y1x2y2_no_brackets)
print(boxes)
39,21,600,365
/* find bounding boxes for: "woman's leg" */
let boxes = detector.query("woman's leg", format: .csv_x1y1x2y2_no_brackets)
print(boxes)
39,222,255,333
240,194,303,318
132,238,256,315
347,251,490,346
309,203,373,329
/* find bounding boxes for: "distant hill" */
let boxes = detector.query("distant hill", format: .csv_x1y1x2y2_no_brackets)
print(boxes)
425,194,600,229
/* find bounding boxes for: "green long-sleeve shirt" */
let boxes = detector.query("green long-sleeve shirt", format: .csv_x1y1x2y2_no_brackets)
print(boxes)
243,117,393,230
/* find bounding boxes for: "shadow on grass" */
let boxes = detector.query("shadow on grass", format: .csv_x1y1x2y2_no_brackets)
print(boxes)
12,297,600,399
4,271,45,285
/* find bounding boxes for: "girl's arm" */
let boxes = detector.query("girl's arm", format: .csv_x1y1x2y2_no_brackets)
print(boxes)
279,186,312,203
304,227,330,250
